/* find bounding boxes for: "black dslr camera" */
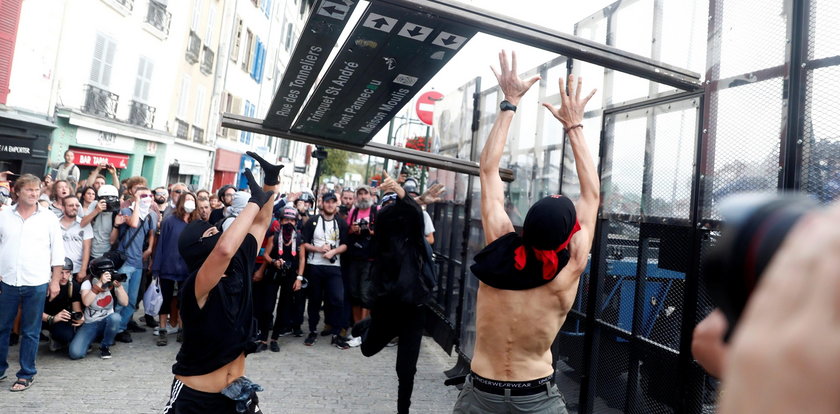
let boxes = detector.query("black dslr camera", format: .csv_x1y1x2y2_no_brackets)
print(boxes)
328,244,338,263
358,218,371,237
703,193,818,339
70,311,83,321
98,195,120,213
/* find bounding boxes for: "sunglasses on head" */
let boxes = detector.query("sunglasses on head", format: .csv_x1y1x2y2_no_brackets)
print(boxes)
173,189,183,194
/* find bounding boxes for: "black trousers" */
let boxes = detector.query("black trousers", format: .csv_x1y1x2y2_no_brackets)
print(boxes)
306,265,345,334
163,378,260,414
253,276,281,342
361,299,426,414
271,270,306,338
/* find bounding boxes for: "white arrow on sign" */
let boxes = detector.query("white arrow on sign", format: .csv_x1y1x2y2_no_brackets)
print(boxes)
317,1,351,20
397,23,432,42
432,32,467,50
362,13,398,33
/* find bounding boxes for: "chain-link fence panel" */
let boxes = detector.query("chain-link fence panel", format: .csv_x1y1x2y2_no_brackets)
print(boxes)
702,78,784,220
715,0,786,80
809,0,840,60
801,66,840,204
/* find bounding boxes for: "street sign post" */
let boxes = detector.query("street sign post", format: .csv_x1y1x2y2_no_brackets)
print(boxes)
415,90,443,125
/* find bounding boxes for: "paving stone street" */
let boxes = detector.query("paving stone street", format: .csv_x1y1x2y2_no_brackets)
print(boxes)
1,312,461,414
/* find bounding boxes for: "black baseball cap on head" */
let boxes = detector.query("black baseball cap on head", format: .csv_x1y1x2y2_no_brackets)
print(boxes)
322,192,338,202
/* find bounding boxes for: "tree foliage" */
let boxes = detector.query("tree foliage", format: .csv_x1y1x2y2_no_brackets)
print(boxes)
318,148,350,179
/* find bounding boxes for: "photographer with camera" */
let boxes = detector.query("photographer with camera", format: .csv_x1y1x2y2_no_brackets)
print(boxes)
301,191,349,348
109,186,156,343
344,185,377,335
68,256,128,359
42,258,84,352
81,184,123,258
83,162,119,193
256,206,306,352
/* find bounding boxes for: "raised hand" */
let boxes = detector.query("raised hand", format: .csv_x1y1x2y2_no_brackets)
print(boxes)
542,74,597,130
246,151,284,186
490,50,540,106
417,183,446,205
244,168,274,208
379,170,405,198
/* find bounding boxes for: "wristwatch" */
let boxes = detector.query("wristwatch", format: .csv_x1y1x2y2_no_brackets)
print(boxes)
296,275,304,281
499,100,517,112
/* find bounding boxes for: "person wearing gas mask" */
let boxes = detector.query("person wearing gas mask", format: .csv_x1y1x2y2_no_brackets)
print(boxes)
152,191,199,346
256,206,306,352
42,258,84,352
295,192,315,229
68,256,128,360
164,151,281,413
109,186,157,343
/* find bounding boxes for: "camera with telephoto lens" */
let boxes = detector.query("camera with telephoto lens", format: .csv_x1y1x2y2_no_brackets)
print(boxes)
703,193,819,340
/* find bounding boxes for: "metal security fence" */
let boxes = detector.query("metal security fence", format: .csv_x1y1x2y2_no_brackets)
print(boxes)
412,0,840,413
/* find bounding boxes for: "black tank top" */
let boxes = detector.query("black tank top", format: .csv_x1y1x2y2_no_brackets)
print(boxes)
172,234,258,376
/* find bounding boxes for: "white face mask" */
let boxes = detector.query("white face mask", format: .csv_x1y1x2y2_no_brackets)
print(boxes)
139,197,153,210
184,200,196,213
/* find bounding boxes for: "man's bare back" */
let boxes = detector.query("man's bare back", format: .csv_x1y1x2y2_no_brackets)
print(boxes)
471,232,589,381
465,50,599,387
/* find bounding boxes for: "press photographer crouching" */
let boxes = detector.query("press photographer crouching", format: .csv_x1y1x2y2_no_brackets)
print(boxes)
42,258,84,352
68,256,128,359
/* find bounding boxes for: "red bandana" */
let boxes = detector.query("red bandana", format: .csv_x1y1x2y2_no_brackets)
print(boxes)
514,220,581,279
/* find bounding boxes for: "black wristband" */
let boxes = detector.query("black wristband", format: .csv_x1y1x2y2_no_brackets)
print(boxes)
500,100,517,112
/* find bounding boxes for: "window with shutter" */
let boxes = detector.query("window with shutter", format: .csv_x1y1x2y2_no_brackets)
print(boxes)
0,0,22,104
194,86,205,125
242,29,253,72
90,33,117,88
191,0,201,32
230,96,242,139
230,18,242,62
133,56,153,102
284,23,293,51
205,5,215,44
177,75,190,119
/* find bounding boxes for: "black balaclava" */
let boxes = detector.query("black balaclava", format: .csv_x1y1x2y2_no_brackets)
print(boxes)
179,220,222,273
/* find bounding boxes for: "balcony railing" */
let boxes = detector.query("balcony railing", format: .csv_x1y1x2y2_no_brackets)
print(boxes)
145,0,171,35
192,125,204,144
82,84,119,119
175,118,189,139
186,30,200,63
200,45,214,75
113,0,133,11
128,100,155,129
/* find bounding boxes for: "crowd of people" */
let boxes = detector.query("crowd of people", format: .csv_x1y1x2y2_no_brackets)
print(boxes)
0,147,443,408
2,49,838,414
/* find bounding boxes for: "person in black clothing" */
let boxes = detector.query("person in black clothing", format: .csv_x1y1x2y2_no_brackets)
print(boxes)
258,206,306,351
352,171,434,414
208,184,236,225
42,258,83,352
164,151,281,414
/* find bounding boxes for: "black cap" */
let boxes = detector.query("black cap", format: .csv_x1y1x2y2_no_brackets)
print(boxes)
62,257,73,271
322,192,338,202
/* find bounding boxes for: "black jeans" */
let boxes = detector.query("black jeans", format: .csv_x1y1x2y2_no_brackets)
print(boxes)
253,276,281,342
306,265,345,334
43,321,75,347
271,269,306,338
361,299,426,414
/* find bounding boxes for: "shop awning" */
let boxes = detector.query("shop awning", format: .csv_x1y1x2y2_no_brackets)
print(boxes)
72,148,129,169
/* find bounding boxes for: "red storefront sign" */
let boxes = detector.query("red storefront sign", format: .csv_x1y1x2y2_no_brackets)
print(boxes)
72,149,130,169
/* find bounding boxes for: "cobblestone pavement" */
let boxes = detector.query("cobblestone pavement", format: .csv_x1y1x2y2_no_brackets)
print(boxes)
1,312,461,413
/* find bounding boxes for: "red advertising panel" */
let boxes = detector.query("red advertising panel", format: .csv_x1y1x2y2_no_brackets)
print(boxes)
72,148,130,169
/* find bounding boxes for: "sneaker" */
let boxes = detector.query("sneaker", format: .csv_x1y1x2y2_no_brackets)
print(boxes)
270,341,280,352
351,318,371,338
304,332,318,346
386,338,399,347
346,335,362,348
100,346,112,359
176,330,183,343
292,328,304,337
115,331,133,343
143,314,159,328
127,320,147,333
331,335,350,350
166,323,180,334
157,332,168,346
276,328,293,337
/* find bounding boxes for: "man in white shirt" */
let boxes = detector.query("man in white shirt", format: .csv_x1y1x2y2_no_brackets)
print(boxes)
0,174,65,392
59,195,93,283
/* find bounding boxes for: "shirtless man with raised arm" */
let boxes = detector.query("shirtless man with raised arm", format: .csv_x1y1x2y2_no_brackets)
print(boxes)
453,51,599,413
